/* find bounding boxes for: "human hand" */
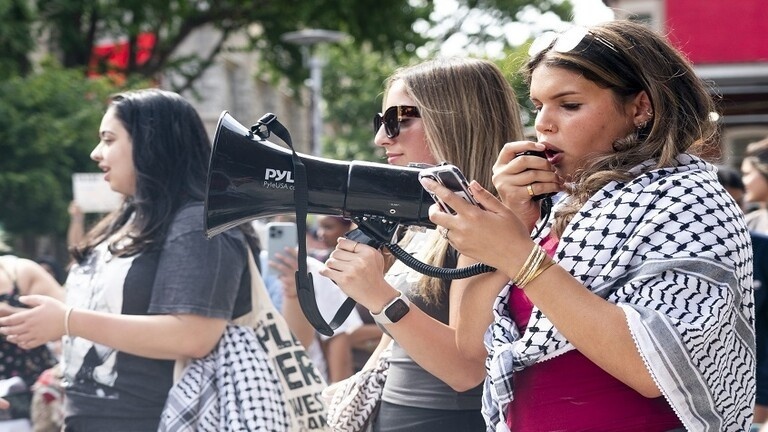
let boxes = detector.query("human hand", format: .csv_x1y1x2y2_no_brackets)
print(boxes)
492,141,562,232
0,302,25,318
270,248,299,297
320,239,395,313
0,295,67,349
68,201,84,221
420,177,536,277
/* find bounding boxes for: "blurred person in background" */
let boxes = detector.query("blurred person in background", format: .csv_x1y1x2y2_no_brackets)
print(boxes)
33,257,65,286
270,247,361,383
311,215,383,372
740,137,768,427
0,244,64,429
313,216,354,262
717,165,746,212
742,137,768,229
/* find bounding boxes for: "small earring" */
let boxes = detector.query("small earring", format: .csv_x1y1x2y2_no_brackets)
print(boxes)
636,109,653,129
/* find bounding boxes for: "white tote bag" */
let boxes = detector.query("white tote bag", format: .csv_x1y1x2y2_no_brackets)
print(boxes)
162,249,330,431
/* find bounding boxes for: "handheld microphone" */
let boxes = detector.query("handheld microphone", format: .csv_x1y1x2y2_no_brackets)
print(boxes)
516,150,556,201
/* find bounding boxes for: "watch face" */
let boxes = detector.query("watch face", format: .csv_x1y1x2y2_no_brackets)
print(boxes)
385,299,410,322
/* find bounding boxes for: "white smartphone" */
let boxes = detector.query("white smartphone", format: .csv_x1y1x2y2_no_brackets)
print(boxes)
265,221,298,264
418,164,479,214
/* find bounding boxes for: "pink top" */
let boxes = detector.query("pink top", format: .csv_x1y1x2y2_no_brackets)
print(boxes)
505,236,683,431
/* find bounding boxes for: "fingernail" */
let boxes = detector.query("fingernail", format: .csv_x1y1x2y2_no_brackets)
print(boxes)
419,177,436,191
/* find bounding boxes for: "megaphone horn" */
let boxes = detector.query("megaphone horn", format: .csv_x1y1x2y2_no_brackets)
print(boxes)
204,111,436,238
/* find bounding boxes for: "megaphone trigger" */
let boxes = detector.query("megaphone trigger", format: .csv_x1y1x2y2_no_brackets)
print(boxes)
344,228,381,249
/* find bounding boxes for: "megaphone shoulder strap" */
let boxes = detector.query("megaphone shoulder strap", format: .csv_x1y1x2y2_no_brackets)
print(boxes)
252,114,356,337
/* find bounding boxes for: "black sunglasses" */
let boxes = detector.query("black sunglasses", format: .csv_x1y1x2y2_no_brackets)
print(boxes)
373,105,421,138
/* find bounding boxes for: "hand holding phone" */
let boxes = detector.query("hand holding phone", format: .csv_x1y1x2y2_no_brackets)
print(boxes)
418,164,478,214
265,222,298,264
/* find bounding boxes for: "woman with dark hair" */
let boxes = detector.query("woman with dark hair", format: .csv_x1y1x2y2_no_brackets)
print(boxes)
419,21,753,431
0,89,260,431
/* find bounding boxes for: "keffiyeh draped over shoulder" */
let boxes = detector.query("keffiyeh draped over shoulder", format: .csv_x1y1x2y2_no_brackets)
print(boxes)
483,154,755,432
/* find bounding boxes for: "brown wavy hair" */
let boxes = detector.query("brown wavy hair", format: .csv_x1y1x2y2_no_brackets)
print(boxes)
523,20,719,237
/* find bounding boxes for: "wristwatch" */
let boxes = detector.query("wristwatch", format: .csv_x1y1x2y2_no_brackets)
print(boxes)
370,291,411,324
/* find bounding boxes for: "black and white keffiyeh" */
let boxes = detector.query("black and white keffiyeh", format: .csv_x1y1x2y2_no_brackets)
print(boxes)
160,325,289,432
483,154,755,432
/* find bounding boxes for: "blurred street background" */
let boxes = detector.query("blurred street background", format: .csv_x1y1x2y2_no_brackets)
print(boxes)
1,0,766,268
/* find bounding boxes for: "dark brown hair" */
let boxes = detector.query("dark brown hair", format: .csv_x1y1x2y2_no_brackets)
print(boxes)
524,21,719,236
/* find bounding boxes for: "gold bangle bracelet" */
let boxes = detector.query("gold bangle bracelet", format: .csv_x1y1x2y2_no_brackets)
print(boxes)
519,259,556,289
513,244,543,286
517,247,543,287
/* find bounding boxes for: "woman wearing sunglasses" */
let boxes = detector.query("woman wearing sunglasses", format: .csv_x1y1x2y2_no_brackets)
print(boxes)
321,57,524,431
419,20,754,432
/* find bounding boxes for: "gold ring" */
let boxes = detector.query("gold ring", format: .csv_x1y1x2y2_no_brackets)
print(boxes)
352,242,359,253
527,183,535,197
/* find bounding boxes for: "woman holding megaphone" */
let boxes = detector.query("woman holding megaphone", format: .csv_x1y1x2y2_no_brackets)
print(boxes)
320,57,524,432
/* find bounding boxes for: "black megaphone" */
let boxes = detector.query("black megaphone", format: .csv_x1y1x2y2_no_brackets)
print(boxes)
204,111,436,239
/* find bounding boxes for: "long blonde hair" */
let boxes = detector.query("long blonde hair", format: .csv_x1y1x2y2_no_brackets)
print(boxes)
383,57,524,303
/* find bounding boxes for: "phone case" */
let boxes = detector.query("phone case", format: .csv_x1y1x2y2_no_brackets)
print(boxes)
265,221,298,264
418,164,478,214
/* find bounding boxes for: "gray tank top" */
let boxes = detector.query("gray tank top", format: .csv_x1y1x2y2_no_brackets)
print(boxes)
380,230,483,410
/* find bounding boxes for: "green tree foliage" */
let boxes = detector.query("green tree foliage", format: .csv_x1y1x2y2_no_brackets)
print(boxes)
33,0,433,92
32,0,571,91
320,43,404,162
0,0,35,79
498,42,541,132
0,64,119,236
